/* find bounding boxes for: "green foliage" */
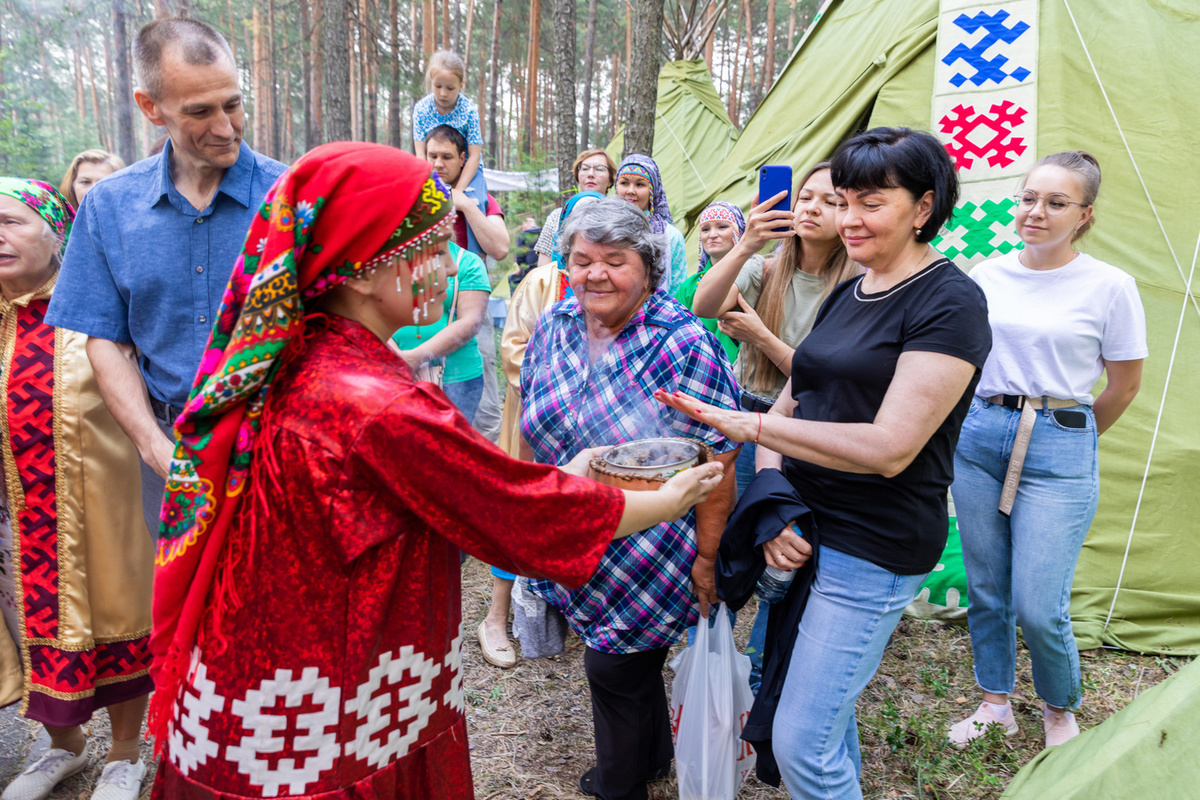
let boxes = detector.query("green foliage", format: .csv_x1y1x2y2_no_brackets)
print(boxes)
0,100,57,179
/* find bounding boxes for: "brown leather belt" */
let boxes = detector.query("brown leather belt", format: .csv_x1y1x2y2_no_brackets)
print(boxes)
985,395,1078,516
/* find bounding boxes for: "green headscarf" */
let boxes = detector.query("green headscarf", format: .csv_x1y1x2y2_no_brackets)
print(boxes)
0,178,74,252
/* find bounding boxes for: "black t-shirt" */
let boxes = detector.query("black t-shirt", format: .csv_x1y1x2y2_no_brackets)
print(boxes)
782,259,991,574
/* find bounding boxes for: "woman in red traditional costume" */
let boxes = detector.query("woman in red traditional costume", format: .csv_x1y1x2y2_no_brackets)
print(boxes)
0,179,153,800
146,142,723,799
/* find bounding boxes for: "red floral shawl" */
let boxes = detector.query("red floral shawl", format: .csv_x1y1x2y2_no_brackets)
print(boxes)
148,142,453,743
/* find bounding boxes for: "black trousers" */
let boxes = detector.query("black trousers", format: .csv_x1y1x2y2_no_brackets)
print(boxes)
584,645,674,800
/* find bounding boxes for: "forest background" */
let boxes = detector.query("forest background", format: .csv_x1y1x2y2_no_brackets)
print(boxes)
0,0,822,200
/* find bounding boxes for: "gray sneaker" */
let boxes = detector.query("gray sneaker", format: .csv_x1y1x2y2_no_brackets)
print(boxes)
0,747,89,800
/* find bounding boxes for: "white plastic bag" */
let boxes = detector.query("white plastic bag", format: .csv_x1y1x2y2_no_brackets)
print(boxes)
670,606,757,800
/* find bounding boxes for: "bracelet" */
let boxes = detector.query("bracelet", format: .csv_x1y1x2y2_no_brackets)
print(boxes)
755,412,763,444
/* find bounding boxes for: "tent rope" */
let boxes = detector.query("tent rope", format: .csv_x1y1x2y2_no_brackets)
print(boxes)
656,110,708,191
1062,0,1200,322
1062,0,1200,635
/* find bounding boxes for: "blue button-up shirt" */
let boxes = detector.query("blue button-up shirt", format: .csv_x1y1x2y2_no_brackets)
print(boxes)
47,139,287,406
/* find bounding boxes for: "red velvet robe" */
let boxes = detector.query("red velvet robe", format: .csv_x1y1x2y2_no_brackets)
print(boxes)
153,317,623,799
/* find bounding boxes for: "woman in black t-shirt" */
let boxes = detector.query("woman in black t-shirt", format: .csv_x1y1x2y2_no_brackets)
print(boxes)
658,128,991,799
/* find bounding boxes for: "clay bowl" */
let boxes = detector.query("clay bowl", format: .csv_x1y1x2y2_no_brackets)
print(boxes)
590,437,713,491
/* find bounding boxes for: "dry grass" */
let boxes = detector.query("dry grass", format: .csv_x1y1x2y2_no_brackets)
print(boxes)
459,556,1192,800
1,555,1187,800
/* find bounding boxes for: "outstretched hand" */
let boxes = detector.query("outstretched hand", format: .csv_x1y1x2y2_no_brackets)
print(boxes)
653,389,759,444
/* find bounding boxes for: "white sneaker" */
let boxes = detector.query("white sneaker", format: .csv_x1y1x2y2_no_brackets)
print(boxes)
1044,709,1080,747
1,747,89,800
90,759,146,800
948,701,1019,748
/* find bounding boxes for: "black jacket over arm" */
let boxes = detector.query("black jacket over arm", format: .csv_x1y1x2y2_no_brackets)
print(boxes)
716,468,820,787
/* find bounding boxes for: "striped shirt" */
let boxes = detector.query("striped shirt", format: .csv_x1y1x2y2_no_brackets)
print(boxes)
520,291,739,652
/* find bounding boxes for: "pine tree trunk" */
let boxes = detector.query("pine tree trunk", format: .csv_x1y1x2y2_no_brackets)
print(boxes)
441,0,450,49
610,50,619,138
104,37,118,152
349,24,360,139
764,0,776,93
578,0,597,150
312,0,326,145
323,0,353,141
225,0,237,62
269,0,282,156
551,0,576,189
388,0,401,146
73,36,87,121
728,0,741,121
366,0,378,143
253,6,264,149
787,0,797,50
523,0,541,156
111,0,135,163
704,2,714,70
624,0,662,158
299,0,314,149
84,42,108,150
623,0,632,103
486,0,502,163
462,0,475,70
423,0,435,57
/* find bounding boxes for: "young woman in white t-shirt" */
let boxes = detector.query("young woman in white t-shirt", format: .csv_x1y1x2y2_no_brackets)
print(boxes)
949,151,1147,750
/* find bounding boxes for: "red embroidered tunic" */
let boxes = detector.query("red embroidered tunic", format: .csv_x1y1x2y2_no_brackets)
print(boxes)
153,317,623,799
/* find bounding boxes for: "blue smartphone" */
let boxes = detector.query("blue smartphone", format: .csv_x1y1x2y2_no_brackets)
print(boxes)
758,165,792,233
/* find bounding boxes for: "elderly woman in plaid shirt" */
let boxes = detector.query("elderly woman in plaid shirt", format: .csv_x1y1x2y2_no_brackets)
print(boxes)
520,198,741,800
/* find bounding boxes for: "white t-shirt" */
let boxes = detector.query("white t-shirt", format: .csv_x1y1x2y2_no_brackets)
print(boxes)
971,252,1148,405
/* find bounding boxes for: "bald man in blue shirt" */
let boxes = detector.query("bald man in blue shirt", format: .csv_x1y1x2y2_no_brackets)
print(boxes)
47,17,286,538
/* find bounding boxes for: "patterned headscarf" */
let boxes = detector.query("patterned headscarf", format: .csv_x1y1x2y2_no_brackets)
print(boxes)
550,190,606,273
696,201,747,273
616,154,673,235
0,177,74,253
148,142,454,744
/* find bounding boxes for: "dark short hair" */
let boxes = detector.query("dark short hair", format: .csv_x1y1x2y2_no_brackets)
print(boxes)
831,127,958,243
133,17,235,100
426,125,467,158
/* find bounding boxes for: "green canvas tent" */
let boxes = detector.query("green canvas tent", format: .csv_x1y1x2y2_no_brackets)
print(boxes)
607,60,739,221
1000,657,1200,799
676,0,1200,654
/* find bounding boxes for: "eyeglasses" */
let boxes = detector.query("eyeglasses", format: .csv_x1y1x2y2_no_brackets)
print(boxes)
1013,191,1088,216
578,165,610,174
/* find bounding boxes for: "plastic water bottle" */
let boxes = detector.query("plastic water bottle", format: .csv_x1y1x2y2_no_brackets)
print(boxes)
755,565,795,604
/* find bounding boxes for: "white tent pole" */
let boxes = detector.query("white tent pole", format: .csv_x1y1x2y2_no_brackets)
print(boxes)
1102,228,1200,635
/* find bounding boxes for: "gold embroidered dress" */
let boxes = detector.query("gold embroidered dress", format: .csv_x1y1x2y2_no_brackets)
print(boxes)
0,275,154,726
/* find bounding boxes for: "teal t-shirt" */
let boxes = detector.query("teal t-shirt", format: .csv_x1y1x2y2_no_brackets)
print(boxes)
391,243,491,383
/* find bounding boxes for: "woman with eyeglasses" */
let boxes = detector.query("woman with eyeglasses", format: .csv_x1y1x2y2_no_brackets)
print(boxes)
534,149,617,266
948,151,1146,750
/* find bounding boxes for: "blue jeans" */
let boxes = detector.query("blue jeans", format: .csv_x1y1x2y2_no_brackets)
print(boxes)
734,440,772,692
442,374,484,422
952,397,1098,710
773,546,926,800
735,440,758,500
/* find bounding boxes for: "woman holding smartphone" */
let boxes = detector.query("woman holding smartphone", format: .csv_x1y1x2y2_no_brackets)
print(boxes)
948,151,1146,749
692,163,857,491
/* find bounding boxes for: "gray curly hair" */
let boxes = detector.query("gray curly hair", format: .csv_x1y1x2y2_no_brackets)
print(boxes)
556,198,667,288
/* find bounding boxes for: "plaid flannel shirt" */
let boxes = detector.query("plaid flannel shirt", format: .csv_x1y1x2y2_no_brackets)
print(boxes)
520,291,739,653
